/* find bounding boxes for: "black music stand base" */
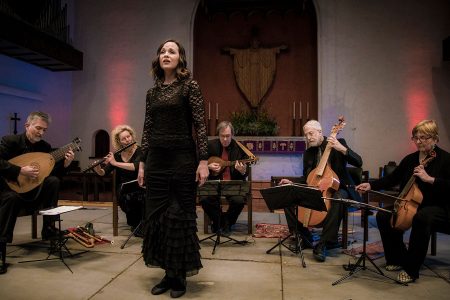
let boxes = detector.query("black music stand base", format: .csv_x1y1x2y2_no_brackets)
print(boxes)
266,232,309,268
331,201,406,286
120,221,143,249
199,229,247,255
265,208,312,268
19,215,86,273
332,250,403,286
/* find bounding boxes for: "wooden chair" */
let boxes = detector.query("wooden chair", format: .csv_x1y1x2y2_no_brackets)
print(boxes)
202,166,253,235
112,170,119,236
16,209,38,239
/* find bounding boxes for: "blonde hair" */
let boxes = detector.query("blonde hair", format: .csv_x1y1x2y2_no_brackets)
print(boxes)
412,119,439,142
111,125,137,150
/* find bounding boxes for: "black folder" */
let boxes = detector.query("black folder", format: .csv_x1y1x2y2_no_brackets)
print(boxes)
260,183,327,212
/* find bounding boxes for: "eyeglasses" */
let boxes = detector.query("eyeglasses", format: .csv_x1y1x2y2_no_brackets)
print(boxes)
411,135,432,142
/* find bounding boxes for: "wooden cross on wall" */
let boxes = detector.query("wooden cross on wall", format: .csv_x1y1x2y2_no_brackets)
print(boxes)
10,113,20,135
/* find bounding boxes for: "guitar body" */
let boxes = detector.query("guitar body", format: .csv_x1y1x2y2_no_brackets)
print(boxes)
6,152,55,193
298,165,340,227
208,155,258,176
5,137,82,194
391,183,423,231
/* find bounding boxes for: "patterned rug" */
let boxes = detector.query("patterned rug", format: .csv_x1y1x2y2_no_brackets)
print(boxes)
253,223,290,238
343,240,385,260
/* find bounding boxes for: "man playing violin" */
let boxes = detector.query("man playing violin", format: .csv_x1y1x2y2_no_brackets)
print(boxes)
279,120,363,262
0,112,75,274
357,119,450,284
200,121,248,234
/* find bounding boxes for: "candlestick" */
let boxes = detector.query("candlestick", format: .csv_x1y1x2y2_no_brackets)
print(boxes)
306,102,310,119
293,102,296,120
299,101,302,119
208,102,211,120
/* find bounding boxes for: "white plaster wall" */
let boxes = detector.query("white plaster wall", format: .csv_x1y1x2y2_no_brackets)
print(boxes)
0,55,73,147
315,0,450,176
71,0,450,176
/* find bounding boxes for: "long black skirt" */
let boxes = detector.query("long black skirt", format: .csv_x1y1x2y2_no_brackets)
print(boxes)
142,147,202,277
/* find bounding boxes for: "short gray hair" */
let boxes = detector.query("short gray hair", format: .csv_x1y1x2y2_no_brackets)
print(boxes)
27,111,51,124
303,120,321,131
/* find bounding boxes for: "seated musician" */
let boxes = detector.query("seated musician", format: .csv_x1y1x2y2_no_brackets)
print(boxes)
200,121,248,234
279,120,363,262
93,125,144,235
356,119,450,284
0,112,75,274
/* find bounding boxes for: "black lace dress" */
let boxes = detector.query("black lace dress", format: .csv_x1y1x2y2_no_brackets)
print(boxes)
140,77,208,278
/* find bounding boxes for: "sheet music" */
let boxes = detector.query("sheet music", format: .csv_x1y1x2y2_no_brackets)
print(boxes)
39,205,83,215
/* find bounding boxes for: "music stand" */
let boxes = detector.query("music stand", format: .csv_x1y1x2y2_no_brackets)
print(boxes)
260,184,326,267
120,180,146,249
198,180,249,255
19,206,85,273
326,197,406,286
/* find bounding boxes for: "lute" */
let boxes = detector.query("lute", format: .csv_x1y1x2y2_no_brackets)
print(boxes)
208,156,259,176
6,137,82,193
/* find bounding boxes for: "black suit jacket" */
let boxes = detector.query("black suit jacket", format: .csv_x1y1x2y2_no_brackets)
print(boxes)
207,138,248,181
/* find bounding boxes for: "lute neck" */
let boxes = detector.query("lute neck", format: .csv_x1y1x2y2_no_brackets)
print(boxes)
315,134,336,176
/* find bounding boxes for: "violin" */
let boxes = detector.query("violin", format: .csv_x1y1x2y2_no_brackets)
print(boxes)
298,117,345,227
391,150,436,230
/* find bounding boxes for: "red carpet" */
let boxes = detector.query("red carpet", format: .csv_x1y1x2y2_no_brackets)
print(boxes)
343,240,385,260
253,223,290,238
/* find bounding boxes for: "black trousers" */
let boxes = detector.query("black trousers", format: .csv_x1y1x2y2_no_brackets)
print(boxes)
285,189,347,245
376,205,450,278
200,195,245,229
0,176,60,242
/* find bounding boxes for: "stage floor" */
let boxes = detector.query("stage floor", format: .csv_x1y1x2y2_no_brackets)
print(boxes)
1,209,449,299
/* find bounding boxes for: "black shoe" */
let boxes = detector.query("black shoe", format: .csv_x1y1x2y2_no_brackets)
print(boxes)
41,226,61,240
170,277,186,298
151,275,171,295
325,241,341,250
313,242,327,262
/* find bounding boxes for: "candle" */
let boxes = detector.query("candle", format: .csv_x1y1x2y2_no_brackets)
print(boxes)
208,102,211,120
216,103,219,120
293,102,296,120
299,101,302,118
306,102,310,119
